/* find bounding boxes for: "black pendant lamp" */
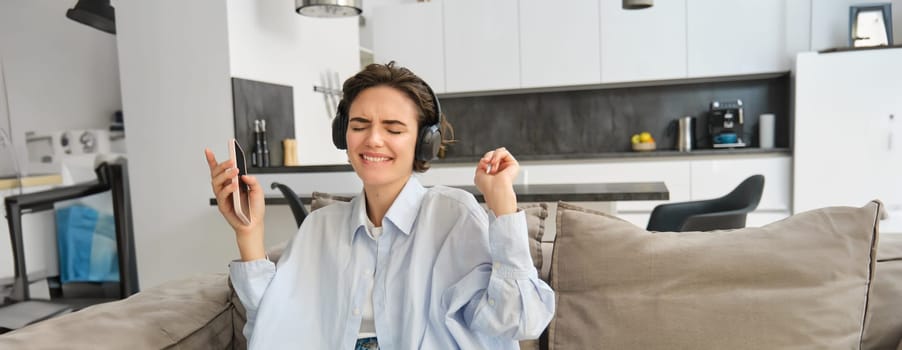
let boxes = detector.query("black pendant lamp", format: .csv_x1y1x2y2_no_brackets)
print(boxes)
296,0,362,18
623,0,653,10
66,0,116,34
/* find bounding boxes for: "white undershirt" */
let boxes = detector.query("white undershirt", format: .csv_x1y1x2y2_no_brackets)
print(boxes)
359,219,383,339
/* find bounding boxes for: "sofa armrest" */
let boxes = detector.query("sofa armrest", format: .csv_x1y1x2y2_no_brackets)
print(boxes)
0,273,236,349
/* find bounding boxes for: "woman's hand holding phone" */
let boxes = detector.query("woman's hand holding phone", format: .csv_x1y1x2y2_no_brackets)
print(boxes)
205,146,267,261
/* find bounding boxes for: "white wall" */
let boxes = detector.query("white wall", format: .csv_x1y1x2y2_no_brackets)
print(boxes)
115,0,237,289
117,0,358,288
227,0,359,166
0,0,120,284
0,0,121,175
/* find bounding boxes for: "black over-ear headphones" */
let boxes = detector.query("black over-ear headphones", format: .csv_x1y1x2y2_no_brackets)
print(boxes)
332,82,443,162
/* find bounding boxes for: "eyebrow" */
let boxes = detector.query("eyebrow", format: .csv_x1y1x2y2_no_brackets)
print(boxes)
349,117,408,127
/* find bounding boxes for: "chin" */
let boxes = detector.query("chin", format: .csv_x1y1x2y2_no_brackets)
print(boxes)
358,174,403,188
354,165,411,188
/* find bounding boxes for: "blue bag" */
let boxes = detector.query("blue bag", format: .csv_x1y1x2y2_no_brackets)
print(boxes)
56,204,120,283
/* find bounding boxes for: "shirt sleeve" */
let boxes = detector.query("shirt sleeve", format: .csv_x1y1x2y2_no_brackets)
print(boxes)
229,258,276,341
443,209,556,341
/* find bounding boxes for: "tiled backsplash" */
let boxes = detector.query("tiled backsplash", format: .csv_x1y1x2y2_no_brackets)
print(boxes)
438,74,790,162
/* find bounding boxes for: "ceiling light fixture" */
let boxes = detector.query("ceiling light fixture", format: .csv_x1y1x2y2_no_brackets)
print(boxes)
66,0,116,34
623,0,653,10
295,0,362,18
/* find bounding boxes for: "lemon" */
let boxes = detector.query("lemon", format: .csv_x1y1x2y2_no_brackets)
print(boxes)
631,134,640,145
639,132,653,143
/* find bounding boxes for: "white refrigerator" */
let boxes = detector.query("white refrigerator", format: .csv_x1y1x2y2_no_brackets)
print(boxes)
793,48,902,234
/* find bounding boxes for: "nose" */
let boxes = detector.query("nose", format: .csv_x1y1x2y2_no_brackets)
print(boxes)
363,128,385,148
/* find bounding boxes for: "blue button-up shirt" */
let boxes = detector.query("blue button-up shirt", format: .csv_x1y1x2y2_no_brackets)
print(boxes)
229,176,555,349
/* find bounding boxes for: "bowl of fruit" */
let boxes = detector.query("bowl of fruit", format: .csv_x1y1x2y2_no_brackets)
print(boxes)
631,132,656,152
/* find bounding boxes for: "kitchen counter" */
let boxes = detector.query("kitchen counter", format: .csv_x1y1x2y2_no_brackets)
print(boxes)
0,174,63,190
246,148,790,174
442,147,790,162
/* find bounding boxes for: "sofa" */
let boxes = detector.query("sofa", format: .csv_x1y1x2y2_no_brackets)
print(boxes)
1,199,901,350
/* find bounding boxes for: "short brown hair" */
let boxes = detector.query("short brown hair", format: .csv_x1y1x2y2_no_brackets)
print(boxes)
340,61,454,172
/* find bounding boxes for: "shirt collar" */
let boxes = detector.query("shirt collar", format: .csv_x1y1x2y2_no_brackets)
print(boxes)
348,175,427,242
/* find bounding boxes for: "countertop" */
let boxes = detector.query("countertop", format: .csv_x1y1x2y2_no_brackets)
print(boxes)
247,148,790,174
0,174,63,191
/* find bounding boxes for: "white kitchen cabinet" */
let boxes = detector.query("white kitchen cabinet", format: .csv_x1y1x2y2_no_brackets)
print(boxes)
794,49,902,219
519,0,601,88
599,0,687,83
687,0,788,77
443,0,520,93
521,159,692,230
690,156,791,212
690,155,792,226
372,1,446,93
515,155,791,229
524,160,692,210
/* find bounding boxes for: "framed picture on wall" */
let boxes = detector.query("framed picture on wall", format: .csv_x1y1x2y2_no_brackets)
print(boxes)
849,3,893,47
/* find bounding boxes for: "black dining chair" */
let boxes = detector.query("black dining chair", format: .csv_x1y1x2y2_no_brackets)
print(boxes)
646,174,765,232
270,182,309,228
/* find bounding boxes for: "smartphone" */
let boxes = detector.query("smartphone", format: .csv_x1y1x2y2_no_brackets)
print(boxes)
229,139,251,225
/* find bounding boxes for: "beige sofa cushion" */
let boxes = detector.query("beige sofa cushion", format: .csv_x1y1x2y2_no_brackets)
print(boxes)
549,201,881,350
863,235,902,350
519,203,548,273
0,273,234,349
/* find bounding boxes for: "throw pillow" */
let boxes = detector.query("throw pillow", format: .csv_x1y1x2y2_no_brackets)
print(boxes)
862,235,902,350
518,203,548,274
549,201,881,350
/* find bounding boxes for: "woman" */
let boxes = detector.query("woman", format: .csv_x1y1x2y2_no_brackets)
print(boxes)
204,62,554,349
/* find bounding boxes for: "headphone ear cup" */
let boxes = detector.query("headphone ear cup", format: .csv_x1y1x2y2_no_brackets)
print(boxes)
332,101,347,149
416,124,441,161
418,83,442,162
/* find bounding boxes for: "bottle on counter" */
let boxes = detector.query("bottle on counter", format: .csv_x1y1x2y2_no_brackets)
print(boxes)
252,120,261,167
261,119,270,167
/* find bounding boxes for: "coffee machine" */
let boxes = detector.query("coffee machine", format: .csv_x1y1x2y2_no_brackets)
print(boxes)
708,100,746,148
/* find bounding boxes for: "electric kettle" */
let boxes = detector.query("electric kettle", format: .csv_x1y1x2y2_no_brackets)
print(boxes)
676,116,696,152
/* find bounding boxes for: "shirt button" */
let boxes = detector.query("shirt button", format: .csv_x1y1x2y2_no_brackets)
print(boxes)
493,262,501,270
353,308,360,316
488,299,496,306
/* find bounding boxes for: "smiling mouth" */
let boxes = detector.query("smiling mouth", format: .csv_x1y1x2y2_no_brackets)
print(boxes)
360,154,394,163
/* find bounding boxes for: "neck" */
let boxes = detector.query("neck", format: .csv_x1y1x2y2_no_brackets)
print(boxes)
363,174,411,227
